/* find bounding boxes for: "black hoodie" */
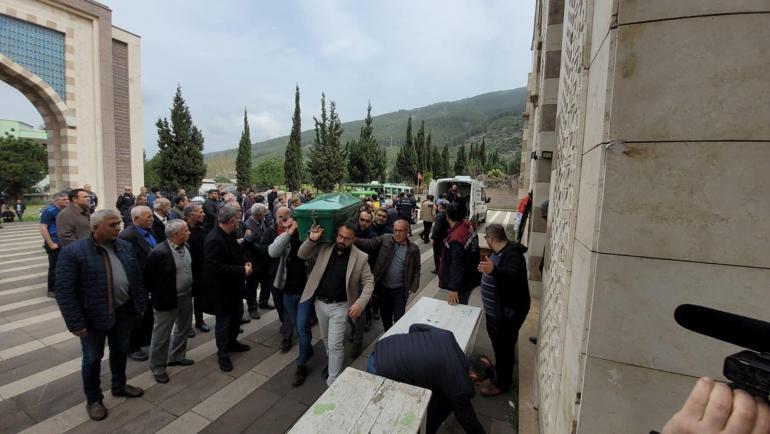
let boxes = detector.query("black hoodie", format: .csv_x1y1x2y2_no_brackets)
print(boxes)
489,241,530,324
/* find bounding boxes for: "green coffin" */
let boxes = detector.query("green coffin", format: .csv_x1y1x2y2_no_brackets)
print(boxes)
294,193,361,242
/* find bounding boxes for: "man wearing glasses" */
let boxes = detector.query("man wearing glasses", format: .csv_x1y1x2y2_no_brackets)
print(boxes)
297,222,374,386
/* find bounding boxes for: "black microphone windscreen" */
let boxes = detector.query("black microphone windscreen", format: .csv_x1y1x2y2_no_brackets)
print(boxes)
674,304,770,354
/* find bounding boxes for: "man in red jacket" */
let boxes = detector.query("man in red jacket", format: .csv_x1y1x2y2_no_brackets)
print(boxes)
439,202,478,305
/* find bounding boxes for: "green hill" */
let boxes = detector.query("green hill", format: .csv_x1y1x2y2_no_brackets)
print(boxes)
205,87,526,176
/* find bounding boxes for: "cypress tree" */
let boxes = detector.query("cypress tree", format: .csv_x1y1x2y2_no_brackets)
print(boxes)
453,145,467,175
441,145,450,178
155,85,206,194
414,120,426,173
235,108,252,188
308,93,344,192
431,145,441,177
479,138,487,170
284,85,304,191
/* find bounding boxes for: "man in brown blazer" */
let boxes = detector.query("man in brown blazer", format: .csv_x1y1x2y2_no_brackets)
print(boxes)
297,221,374,386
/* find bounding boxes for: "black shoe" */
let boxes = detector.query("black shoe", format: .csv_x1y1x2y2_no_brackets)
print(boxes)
240,317,251,324
219,357,233,372
128,350,148,362
229,342,250,352
196,322,211,333
188,328,196,338
168,358,195,367
111,384,144,398
292,364,307,387
280,338,292,353
322,365,329,380
249,308,261,320
154,373,170,384
86,401,108,421
351,343,363,359
259,303,275,310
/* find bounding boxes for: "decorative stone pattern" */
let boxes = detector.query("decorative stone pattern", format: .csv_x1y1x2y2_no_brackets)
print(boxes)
112,39,132,192
0,13,65,100
537,0,588,432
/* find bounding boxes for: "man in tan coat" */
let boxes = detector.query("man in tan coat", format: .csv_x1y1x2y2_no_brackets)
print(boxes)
297,221,374,386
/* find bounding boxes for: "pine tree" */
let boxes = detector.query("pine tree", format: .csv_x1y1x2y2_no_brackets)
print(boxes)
155,85,206,194
441,145,451,178
308,93,344,192
284,85,304,191
235,108,252,188
349,102,386,182
453,145,467,175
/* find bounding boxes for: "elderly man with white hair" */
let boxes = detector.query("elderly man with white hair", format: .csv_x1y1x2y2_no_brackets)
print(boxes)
151,198,171,242
144,219,195,384
119,205,158,362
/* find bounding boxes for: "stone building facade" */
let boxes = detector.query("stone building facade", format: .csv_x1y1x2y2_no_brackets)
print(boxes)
520,1,770,432
0,0,142,198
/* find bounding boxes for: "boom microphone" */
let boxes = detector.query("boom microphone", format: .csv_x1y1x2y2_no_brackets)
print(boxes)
674,304,770,354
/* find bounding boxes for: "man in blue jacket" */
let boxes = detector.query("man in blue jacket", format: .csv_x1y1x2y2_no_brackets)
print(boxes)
369,323,493,434
55,209,148,421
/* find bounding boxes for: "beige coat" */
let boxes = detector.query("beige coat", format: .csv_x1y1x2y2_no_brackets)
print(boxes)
297,239,374,310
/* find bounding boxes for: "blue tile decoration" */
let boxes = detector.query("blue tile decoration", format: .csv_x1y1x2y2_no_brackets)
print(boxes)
0,13,66,101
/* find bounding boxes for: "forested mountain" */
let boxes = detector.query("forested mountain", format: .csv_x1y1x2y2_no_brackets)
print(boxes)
204,87,526,176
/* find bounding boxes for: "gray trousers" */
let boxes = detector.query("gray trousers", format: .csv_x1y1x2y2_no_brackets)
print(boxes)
149,293,193,375
315,300,349,386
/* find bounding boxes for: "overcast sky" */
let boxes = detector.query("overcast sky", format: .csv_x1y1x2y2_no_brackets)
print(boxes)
0,0,535,155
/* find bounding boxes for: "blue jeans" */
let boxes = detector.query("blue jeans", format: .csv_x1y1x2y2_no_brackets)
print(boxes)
367,353,378,375
284,294,313,365
80,303,137,404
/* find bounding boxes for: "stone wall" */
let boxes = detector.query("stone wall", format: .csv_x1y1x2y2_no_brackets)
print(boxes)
525,0,770,432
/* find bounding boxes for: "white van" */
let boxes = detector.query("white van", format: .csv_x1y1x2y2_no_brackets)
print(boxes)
429,176,490,223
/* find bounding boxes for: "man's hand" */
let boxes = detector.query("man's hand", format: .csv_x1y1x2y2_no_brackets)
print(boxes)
478,255,494,274
662,377,770,434
286,219,298,236
244,261,253,277
48,242,60,250
72,328,88,337
348,303,363,320
448,291,459,305
244,229,252,238
308,224,324,242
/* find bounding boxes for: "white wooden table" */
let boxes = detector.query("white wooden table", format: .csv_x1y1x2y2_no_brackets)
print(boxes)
289,367,432,434
379,296,482,353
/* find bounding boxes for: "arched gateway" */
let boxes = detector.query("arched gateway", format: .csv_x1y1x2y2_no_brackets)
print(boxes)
0,0,142,197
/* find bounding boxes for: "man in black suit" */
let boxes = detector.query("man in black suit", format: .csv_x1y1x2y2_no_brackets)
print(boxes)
151,198,171,242
202,205,253,372
202,189,219,233
119,206,158,362
184,203,210,334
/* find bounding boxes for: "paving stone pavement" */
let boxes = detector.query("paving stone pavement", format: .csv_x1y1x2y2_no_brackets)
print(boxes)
0,214,521,434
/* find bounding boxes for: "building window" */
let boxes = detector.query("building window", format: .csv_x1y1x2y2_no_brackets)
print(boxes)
0,14,66,101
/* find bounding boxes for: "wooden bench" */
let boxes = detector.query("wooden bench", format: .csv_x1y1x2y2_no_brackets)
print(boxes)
289,367,432,433
379,296,482,353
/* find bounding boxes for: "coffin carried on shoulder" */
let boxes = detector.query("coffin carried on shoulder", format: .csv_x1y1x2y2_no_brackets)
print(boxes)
294,193,360,243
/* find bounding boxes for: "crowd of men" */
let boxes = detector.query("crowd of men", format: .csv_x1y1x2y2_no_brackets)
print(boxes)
35,182,539,433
